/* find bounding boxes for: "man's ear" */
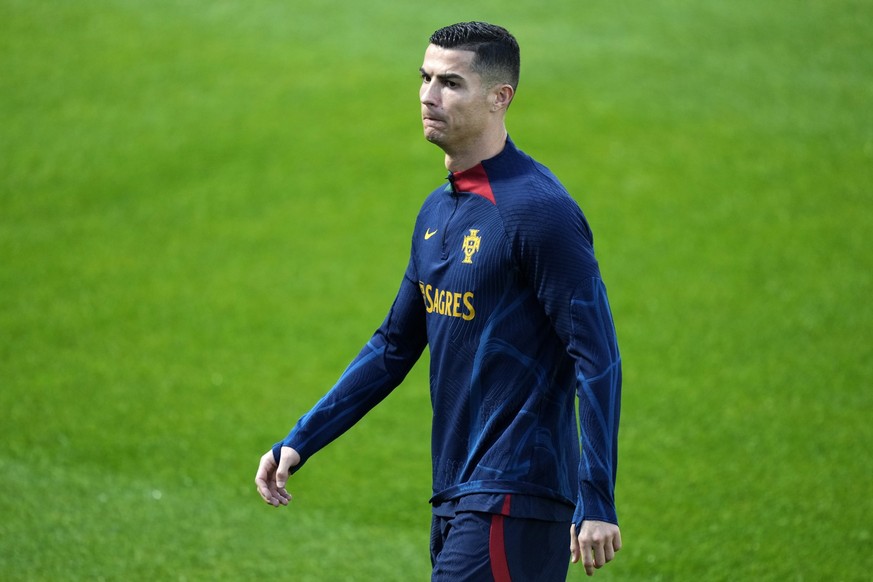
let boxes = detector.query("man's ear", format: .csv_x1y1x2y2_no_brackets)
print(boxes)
492,84,515,111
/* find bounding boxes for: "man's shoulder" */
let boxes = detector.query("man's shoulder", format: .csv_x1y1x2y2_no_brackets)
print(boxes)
492,165,579,223
416,181,451,213
488,148,591,243
488,143,574,209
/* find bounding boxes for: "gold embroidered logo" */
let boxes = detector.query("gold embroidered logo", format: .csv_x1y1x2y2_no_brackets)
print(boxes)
462,229,481,264
424,228,438,240
419,281,476,321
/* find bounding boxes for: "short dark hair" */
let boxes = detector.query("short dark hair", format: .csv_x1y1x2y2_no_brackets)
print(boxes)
429,22,520,91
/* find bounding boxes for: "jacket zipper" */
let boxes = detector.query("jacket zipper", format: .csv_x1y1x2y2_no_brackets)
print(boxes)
442,191,460,260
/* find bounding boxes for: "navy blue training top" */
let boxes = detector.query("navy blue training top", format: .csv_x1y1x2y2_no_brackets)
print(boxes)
274,137,621,526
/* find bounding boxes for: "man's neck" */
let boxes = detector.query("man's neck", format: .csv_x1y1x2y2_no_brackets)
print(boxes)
443,127,508,173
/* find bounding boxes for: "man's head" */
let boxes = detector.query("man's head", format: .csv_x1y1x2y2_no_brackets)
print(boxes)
420,22,520,169
428,22,520,93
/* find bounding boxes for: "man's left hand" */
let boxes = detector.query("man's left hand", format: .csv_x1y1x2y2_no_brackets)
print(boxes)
570,520,622,576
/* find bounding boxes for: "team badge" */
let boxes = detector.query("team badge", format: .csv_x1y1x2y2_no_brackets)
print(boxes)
462,229,481,264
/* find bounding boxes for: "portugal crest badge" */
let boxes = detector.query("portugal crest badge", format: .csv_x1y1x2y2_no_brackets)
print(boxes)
462,229,481,264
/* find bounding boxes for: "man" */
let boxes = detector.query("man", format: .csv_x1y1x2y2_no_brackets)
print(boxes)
256,22,622,580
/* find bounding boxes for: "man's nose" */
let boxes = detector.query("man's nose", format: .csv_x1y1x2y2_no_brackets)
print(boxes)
420,82,438,105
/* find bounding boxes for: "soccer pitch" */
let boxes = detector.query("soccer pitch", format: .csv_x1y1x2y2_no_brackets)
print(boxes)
1,0,871,579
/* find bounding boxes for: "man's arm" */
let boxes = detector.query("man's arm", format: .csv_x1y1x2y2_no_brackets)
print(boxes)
509,185,622,572
566,276,622,575
567,275,621,525
254,262,427,503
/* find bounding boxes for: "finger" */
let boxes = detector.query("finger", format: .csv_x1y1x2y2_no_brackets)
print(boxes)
254,451,282,506
254,454,273,497
603,527,621,563
569,524,580,563
273,475,290,505
276,447,301,487
271,477,289,506
603,538,616,563
581,541,595,576
276,459,290,490
593,538,607,568
273,447,301,505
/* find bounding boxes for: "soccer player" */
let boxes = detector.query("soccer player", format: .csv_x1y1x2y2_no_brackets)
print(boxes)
255,21,623,580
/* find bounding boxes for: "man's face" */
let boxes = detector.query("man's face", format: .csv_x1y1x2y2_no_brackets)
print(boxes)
419,44,495,152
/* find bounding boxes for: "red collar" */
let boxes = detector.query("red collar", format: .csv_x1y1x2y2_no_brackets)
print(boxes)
450,163,496,205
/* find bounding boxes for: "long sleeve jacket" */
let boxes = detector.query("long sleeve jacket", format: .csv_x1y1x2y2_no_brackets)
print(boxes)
275,137,622,526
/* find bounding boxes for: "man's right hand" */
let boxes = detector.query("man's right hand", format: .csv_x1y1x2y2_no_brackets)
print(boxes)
255,446,301,507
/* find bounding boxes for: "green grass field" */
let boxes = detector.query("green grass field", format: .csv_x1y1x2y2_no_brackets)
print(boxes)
2,0,871,579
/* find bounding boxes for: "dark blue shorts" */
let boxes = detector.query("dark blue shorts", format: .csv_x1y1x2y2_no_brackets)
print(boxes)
430,508,570,581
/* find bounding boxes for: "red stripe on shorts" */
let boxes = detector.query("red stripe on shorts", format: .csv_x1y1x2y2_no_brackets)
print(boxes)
489,495,513,582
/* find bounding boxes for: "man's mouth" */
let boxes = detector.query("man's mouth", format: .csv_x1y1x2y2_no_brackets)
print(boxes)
422,110,445,124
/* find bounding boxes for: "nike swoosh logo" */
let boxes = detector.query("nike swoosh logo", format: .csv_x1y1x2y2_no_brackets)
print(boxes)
424,228,438,240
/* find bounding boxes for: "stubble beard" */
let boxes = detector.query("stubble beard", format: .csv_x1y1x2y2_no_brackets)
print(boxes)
423,126,449,150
